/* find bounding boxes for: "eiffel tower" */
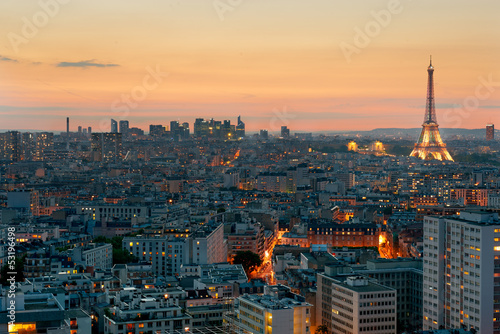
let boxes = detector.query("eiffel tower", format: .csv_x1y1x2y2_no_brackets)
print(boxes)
410,57,453,161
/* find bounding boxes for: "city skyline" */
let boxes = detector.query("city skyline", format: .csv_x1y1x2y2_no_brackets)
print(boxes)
1,1,500,132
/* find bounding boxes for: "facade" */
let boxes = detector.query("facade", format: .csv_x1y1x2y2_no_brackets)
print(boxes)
410,58,453,161
235,285,311,334
110,119,118,133
72,243,113,270
76,204,149,221
256,172,287,192
306,223,379,248
451,188,489,206
227,221,265,259
355,258,423,332
104,289,192,334
90,132,123,162
317,269,397,334
123,223,225,276
486,124,495,140
119,120,129,134
423,211,500,333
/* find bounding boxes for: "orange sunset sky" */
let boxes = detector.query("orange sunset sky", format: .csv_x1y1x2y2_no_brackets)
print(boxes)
0,0,499,133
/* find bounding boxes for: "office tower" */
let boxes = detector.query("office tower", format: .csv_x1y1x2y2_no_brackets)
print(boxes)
87,126,92,134
317,266,397,334
410,57,453,161
181,122,190,139
170,120,180,139
194,118,209,137
486,124,494,141
423,211,500,333
235,115,245,138
149,124,166,137
221,120,233,139
119,120,129,135
110,119,118,133
66,117,69,135
281,126,290,138
90,133,123,162
260,129,268,139
78,126,82,134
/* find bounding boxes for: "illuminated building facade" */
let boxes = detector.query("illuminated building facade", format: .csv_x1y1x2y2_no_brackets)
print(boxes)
410,58,453,161
423,212,500,333
317,271,397,334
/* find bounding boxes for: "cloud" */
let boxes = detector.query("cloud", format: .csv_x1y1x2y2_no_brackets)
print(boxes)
410,103,461,109
478,105,500,109
0,55,17,62
56,59,119,68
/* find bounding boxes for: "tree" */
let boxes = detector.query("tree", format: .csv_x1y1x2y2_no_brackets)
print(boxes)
0,256,25,285
315,324,329,334
92,236,138,265
233,251,262,277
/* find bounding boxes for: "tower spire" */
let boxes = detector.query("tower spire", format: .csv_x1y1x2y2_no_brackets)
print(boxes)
409,58,453,161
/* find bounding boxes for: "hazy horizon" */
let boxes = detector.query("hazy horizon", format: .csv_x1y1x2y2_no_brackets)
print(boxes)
1,0,499,132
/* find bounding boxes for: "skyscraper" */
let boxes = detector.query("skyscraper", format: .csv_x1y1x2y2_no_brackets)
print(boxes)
486,124,494,141
236,115,245,138
110,119,118,133
423,211,500,332
410,57,453,161
66,117,69,135
281,126,290,138
119,120,129,135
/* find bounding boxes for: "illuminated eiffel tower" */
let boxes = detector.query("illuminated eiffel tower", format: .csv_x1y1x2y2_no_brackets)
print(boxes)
410,57,453,161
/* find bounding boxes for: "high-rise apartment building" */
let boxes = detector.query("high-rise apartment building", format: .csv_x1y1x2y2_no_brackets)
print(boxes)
317,266,397,334
423,211,500,333
90,132,123,162
486,124,495,141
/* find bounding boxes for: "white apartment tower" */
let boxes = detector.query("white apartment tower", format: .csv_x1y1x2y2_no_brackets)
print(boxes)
317,267,397,334
423,211,500,333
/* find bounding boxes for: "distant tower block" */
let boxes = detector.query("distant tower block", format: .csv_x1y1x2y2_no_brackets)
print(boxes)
347,141,358,151
410,57,453,161
486,124,494,141
66,117,69,135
